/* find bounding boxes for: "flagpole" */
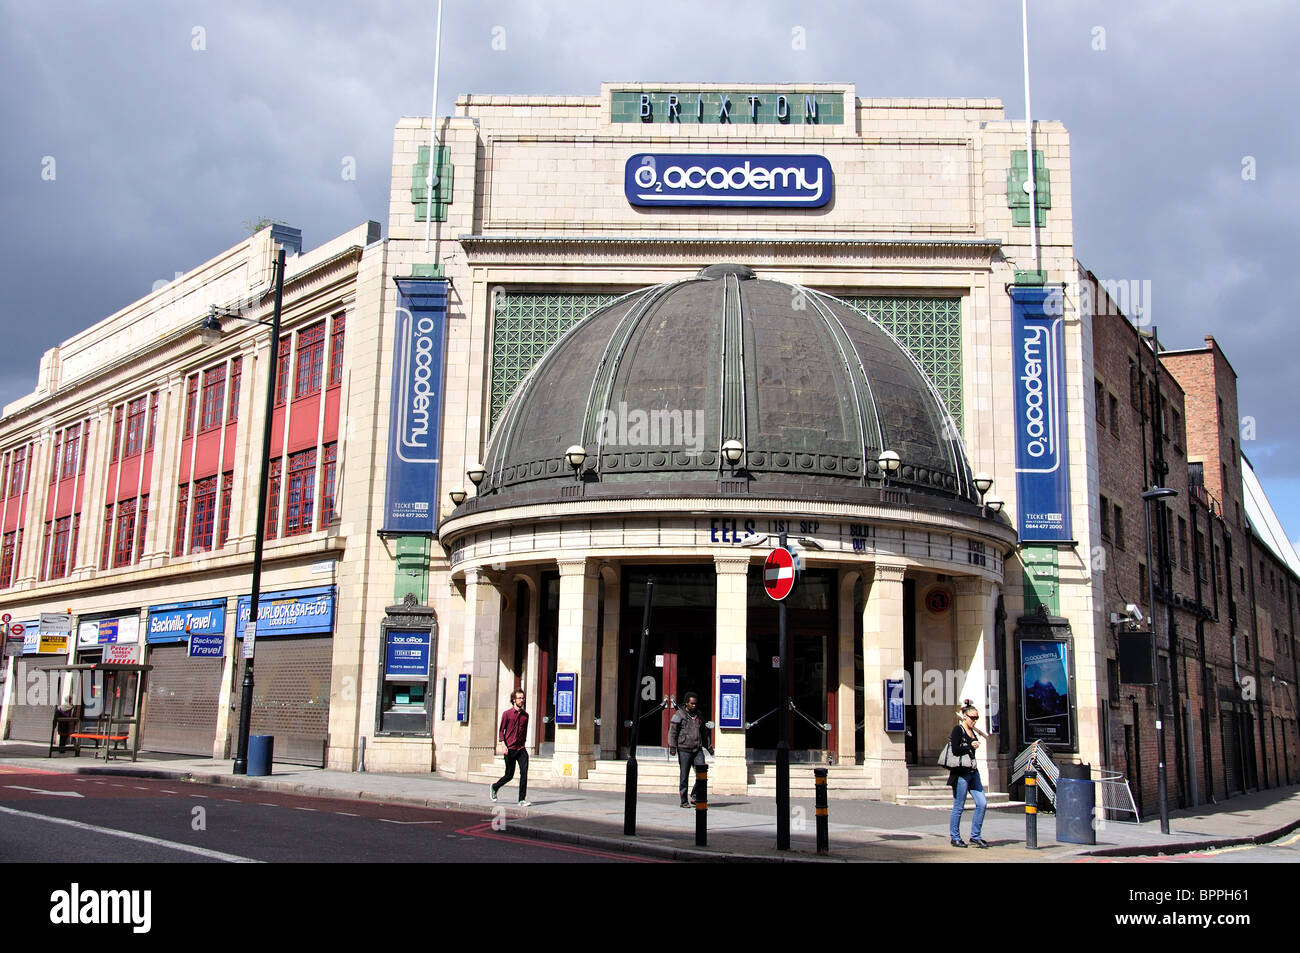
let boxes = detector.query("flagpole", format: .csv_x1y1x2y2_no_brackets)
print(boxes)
1021,0,1041,276
423,0,445,254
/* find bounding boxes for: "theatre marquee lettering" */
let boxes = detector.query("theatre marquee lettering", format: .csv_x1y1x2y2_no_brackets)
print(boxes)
709,517,821,543
612,90,842,125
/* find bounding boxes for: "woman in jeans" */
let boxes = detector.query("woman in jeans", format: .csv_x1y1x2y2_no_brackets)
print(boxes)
947,700,990,848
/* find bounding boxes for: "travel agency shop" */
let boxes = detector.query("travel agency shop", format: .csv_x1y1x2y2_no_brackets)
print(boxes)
367,82,1100,800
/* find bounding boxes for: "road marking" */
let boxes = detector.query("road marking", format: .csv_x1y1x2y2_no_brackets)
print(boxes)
335,812,358,817
133,786,149,791
0,804,262,863
4,786,85,798
295,807,317,812
377,819,442,825
260,803,277,807
192,794,209,799
456,820,663,862
161,790,178,794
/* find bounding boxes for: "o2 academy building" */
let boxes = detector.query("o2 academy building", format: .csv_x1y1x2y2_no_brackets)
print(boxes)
373,83,1090,799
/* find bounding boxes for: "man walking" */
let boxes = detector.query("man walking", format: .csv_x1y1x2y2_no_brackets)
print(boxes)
668,692,713,808
490,689,531,806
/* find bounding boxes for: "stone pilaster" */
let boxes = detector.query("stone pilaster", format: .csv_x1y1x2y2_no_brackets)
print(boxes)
863,562,908,801
837,569,861,766
553,557,599,784
460,568,502,777
713,555,751,794
598,565,621,758
955,577,1000,786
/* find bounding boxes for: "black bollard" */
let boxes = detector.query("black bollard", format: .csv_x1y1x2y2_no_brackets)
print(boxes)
814,767,829,855
693,764,708,847
1025,768,1038,849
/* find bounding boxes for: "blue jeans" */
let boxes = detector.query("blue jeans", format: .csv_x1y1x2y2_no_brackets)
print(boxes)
949,769,986,840
678,748,706,800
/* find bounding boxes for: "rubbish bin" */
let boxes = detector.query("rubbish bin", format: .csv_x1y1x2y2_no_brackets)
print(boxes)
1055,762,1095,845
248,734,274,777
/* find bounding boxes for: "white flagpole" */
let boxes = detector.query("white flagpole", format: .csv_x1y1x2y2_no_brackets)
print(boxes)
423,0,445,254
1021,0,1041,276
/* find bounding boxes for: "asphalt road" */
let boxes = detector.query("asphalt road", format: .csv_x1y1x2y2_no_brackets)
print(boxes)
0,766,657,864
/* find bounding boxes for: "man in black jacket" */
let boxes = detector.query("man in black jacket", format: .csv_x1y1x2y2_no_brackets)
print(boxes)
668,692,713,808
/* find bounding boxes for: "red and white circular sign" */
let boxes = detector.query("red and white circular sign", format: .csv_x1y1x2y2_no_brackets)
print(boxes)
763,547,796,601
10,623,24,635
1,613,10,623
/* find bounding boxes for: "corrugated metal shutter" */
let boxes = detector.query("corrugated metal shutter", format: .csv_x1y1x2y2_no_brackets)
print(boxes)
232,635,331,766
1222,711,1243,794
142,644,222,756
8,656,68,742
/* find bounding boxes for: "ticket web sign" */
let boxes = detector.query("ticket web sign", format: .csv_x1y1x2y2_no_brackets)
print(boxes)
718,675,744,729
554,673,576,726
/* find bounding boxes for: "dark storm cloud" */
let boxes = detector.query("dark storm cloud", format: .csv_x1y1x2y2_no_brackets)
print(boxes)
2,0,1296,536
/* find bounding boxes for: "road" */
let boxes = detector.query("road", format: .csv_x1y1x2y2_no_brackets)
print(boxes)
0,766,657,863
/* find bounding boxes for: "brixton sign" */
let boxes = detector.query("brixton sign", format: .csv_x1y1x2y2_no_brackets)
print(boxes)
625,154,833,208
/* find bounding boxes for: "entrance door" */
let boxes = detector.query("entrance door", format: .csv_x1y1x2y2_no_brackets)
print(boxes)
618,568,716,753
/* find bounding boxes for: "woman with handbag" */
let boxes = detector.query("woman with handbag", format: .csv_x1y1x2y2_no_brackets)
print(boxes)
945,700,990,848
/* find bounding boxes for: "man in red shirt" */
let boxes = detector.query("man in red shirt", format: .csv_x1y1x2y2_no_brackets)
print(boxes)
490,689,531,806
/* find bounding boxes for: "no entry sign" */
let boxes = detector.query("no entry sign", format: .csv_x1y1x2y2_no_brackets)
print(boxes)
763,547,796,601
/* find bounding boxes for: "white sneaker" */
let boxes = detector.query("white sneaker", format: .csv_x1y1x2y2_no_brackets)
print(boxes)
518,799,532,807
489,787,498,802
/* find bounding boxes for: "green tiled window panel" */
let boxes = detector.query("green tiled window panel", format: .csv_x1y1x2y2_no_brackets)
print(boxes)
1021,544,1060,615
610,91,842,124
412,145,453,222
1007,149,1050,227
489,292,620,433
841,296,964,432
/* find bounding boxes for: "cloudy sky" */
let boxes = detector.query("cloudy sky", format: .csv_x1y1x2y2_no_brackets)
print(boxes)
3,0,1298,551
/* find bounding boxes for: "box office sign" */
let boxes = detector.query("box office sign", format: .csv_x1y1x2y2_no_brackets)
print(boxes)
385,630,432,680
1019,639,1073,747
148,599,226,645
383,278,450,534
236,586,335,638
625,154,833,208
1010,286,1072,542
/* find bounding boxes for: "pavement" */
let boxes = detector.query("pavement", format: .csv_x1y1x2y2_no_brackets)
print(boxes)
4,741,1299,862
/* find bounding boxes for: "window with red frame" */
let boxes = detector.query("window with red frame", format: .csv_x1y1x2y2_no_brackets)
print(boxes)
191,477,218,551
218,473,233,546
0,455,8,502
59,424,82,480
136,495,149,560
124,397,148,456
275,337,291,406
50,514,74,579
266,458,283,538
321,442,338,524
113,498,137,567
284,448,317,536
110,407,123,463
1,530,17,588
174,485,189,555
7,446,26,496
183,374,199,437
100,503,114,569
39,521,51,581
147,391,159,451
228,358,242,422
49,432,62,483
294,323,326,399
200,364,226,431
329,315,345,387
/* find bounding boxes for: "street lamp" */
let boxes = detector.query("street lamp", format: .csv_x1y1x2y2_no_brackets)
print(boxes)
1141,483,1178,835
466,462,486,488
722,439,744,470
973,471,995,516
564,444,587,479
197,247,287,777
877,449,901,488
448,487,467,505
985,494,1004,514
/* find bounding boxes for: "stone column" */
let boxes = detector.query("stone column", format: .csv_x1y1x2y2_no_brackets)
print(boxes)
862,562,908,801
836,569,861,766
713,555,751,794
521,572,541,752
955,577,1000,787
553,557,599,785
497,580,518,721
460,568,502,778
598,565,621,759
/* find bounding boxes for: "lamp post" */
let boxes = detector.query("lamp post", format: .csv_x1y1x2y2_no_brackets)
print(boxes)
722,439,744,473
973,471,994,517
199,247,287,776
1142,484,1178,834
564,444,587,480
877,449,901,488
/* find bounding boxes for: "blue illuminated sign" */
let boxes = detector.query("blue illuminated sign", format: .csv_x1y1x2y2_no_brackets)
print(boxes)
885,679,906,732
188,633,225,658
383,278,450,533
147,599,226,645
718,675,743,730
1011,286,1072,542
236,586,335,638
625,154,833,208
555,673,576,727
385,630,432,680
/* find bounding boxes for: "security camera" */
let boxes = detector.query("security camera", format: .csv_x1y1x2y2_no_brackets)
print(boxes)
1124,603,1143,623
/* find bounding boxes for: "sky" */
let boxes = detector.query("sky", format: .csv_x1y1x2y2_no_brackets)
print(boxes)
3,0,1298,552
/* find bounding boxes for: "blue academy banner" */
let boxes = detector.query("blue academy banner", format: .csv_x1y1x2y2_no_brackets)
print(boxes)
383,278,451,533
1010,286,1072,542
236,585,335,638
624,154,833,208
147,599,226,645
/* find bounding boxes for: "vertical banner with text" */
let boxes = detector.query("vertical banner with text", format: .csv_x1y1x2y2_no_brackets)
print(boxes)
383,278,451,533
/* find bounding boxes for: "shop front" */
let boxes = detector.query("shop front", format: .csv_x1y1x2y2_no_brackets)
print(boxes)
142,598,227,756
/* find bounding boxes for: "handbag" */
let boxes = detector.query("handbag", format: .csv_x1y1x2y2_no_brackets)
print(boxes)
937,740,975,769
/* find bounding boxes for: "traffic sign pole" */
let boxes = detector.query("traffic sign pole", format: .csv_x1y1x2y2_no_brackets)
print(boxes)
776,532,790,850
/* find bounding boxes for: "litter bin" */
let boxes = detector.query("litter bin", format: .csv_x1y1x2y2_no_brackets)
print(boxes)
248,734,274,777
1055,762,1095,845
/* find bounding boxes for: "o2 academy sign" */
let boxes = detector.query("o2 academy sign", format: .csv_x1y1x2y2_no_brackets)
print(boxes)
625,154,833,208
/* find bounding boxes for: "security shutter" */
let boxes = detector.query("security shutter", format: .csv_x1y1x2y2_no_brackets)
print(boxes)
142,644,222,756
1222,711,1243,794
232,635,331,766
8,656,68,742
